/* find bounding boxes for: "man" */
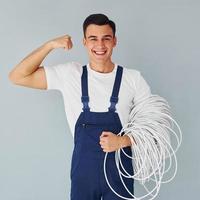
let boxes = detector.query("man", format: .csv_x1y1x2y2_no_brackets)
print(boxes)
9,13,151,199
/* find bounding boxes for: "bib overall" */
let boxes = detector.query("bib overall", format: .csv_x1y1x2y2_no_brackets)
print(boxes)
70,65,134,200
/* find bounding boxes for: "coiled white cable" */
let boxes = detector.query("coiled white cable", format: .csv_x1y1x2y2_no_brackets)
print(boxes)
103,95,182,200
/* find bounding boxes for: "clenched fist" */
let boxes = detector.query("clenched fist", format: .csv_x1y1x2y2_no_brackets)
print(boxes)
99,131,133,153
47,34,73,51
99,131,121,152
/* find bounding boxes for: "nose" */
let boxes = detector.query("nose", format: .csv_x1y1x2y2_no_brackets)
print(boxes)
96,39,105,47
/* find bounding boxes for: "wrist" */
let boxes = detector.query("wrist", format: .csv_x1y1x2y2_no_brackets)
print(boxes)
118,135,132,148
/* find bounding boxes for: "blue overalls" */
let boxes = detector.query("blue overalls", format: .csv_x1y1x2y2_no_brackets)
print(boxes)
70,65,134,200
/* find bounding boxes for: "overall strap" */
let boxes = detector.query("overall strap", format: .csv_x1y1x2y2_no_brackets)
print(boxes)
81,65,90,111
108,65,123,112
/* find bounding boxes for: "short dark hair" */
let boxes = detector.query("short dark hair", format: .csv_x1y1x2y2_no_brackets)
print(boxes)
83,13,116,38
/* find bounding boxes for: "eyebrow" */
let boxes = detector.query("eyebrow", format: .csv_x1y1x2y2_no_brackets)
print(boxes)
87,35,113,39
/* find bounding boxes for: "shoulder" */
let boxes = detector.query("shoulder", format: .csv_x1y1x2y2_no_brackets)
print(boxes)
44,61,83,75
121,65,151,101
121,65,141,86
54,61,82,71
121,65,150,93
122,65,141,78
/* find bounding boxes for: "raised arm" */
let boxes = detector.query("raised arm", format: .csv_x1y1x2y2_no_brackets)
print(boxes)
8,35,73,89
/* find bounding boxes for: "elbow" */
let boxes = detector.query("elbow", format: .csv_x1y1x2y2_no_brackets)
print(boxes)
8,71,20,85
8,71,15,83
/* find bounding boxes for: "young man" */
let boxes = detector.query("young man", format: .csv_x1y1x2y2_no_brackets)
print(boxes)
9,13,151,199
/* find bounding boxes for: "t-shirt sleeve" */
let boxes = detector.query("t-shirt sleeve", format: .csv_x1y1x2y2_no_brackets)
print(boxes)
43,64,65,91
134,71,151,104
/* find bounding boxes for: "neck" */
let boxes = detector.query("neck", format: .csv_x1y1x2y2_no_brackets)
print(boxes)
89,60,115,73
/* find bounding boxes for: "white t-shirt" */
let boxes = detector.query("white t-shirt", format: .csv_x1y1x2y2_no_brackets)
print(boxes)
43,61,151,138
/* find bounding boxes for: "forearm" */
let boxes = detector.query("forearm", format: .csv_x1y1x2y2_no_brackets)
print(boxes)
9,41,53,80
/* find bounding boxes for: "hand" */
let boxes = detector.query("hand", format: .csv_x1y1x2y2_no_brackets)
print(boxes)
99,131,121,153
47,34,73,51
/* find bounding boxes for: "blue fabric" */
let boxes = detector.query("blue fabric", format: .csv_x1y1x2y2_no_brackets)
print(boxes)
70,65,134,200
81,66,90,111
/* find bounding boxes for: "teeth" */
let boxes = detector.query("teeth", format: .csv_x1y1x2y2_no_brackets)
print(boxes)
94,51,106,55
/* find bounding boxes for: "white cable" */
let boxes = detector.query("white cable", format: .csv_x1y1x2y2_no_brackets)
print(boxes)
103,94,182,200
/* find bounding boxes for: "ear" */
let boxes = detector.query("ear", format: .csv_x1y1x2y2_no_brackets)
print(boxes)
113,36,117,47
83,37,86,46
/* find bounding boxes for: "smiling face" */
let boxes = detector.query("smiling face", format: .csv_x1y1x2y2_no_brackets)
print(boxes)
83,24,117,65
